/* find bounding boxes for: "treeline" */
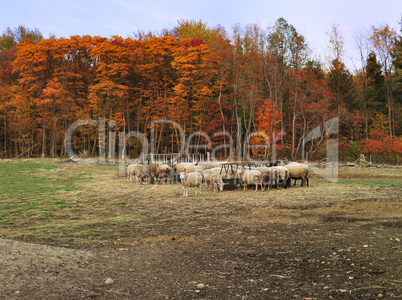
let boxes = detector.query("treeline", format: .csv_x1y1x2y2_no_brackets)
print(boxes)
0,19,401,162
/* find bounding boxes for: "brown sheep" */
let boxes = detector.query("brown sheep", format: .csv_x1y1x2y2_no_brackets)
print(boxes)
268,166,289,189
155,164,172,184
260,170,274,191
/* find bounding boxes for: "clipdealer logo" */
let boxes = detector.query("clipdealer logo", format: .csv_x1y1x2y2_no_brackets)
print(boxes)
64,117,339,182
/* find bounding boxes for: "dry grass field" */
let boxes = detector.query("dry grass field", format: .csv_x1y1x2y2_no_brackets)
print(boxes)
0,159,401,299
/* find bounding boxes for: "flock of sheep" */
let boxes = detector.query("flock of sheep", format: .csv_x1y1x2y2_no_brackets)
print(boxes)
126,160,309,197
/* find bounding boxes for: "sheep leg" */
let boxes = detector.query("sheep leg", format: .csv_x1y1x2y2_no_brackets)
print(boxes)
194,183,200,195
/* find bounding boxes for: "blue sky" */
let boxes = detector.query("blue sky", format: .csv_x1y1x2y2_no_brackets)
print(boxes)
2,0,401,71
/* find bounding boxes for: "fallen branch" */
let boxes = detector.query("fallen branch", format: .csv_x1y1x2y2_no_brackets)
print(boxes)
354,286,384,290
14,141,42,158
270,275,290,279
57,157,81,163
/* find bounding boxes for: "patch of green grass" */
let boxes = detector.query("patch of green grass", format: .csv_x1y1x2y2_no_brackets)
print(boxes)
337,167,402,177
75,172,93,180
71,229,101,237
43,165,56,170
0,159,147,241
338,178,402,188
229,227,243,231
0,161,76,199
42,211,55,218
54,200,68,208
0,160,92,227
40,234,55,241
311,176,402,188
54,200,65,204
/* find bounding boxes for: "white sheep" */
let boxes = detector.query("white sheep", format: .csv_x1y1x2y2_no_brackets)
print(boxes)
126,164,142,184
239,169,261,191
284,163,309,187
194,164,205,174
180,172,203,197
202,169,224,192
256,166,269,174
127,164,150,184
174,162,196,173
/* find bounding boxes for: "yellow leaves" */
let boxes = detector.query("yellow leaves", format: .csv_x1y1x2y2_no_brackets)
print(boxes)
370,25,396,53
369,112,389,136
174,19,213,46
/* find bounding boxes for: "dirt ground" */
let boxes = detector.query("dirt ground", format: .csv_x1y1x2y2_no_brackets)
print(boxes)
0,165,401,299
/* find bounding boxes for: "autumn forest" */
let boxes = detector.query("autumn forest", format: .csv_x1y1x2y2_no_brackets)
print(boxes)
0,19,401,163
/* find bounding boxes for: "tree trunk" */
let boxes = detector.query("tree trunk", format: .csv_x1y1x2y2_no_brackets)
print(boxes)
291,74,298,159
41,119,46,158
387,80,393,137
217,77,227,158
